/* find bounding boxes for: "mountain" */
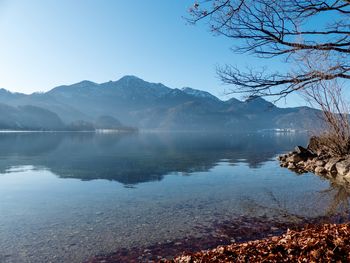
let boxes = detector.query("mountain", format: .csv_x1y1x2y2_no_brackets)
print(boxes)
181,87,220,102
0,76,324,131
0,104,65,130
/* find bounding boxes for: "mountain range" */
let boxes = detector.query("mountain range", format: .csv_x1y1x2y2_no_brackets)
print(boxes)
0,75,322,131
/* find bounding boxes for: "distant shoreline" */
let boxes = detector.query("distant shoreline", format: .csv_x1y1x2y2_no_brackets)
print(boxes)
0,129,308,134
0,129,138,133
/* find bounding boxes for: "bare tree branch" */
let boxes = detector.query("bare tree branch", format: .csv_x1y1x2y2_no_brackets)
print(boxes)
188,0,350,97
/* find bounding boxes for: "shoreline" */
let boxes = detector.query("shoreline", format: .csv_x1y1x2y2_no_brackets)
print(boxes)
0,129,138,133
85,214,349,263
278,145,350,185
85,140,350,263
168,223,350,262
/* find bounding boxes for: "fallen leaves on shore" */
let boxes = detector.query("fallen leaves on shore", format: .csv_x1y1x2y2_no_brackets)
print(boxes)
168,223,350,263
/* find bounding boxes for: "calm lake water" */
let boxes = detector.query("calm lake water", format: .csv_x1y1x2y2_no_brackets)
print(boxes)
0,132,348,262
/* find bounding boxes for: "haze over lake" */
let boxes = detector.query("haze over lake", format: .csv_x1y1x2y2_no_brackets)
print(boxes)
1,0,349,262
0,132,346,262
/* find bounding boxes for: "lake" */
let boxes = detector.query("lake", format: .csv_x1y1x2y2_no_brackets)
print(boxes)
0,132,348,262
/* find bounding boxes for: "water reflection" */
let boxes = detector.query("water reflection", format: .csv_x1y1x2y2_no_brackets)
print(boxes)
0,132,308,184
0,132,350,263
319,178,350,222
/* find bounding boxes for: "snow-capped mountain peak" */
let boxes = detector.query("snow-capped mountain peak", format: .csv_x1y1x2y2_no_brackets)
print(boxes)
181,87,219,101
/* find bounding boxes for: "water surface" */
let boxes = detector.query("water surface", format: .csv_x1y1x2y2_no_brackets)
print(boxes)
0,132,347,262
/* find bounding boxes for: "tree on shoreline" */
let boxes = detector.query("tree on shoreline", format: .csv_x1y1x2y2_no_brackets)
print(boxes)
188,0,350,99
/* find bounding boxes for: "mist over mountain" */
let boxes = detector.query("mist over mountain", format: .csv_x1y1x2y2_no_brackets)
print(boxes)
0,75,322,131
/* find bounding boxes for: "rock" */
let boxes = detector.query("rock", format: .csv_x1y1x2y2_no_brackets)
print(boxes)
288,163,296,169
305,159,315,166
297,161,305,167
325,157,342,173
335,159,350,176
315,166,326,174
311,157,319,163
295,146,310,155
316,160,325,167
277,155,287,161
294,146,305,154
286,154,302,163
295,146,316,160
280,162,288,168
305,165,315,172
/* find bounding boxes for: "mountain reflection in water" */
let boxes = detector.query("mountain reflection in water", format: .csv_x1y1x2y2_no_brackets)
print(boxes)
0,131,307,184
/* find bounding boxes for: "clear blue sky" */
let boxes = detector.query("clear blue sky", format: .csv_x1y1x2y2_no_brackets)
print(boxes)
0,0,305,106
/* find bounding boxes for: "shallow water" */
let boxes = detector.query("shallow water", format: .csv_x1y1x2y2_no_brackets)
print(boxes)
0,132,348,262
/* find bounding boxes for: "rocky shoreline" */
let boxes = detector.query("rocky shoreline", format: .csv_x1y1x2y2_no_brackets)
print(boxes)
278,137,350,184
